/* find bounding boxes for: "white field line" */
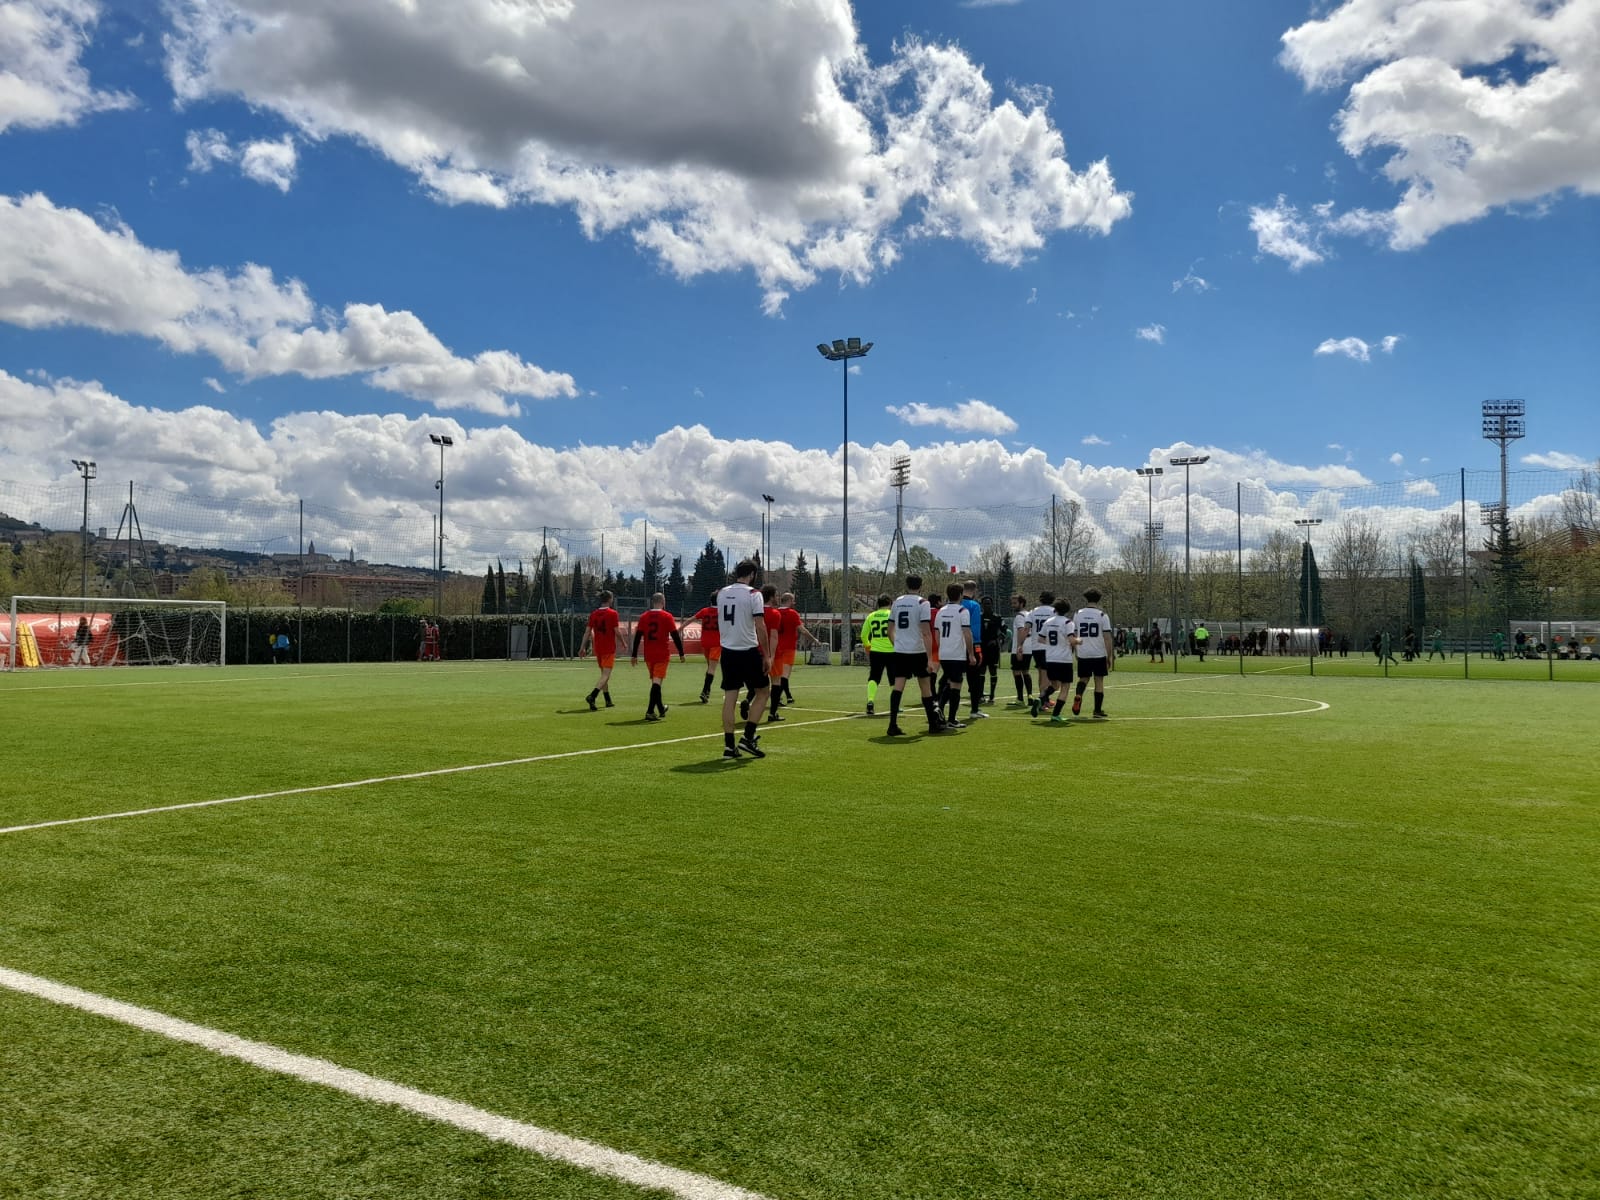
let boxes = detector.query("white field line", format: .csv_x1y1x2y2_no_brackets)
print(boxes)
0,966,772,1200
0,715,858,837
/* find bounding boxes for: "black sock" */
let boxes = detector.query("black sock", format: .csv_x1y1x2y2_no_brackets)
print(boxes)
603,690,611,702
725,732,736,749
922,696,939,724
1014,678,1024,701
889,690,903,722
649,683,661,712
1093,691,1103,713
1024,676,1033,696
703,672,713,693
1053,699,1065,716
744,720,757,740
1075,682,1086,700
586,688,598,702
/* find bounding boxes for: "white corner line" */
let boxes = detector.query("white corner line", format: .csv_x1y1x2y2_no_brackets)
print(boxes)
0,715,859,837
0,965,773,1200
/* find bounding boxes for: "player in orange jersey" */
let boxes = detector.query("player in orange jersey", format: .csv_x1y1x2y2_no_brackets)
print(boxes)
580,590,621,710
690,601,720,702
631,593,686,721
771,591,814,709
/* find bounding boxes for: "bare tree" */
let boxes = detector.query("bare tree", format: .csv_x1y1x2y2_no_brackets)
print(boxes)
1023,498,1099,584
1327,514,1390,638
1243,529,1299,623
1561,463,1600,535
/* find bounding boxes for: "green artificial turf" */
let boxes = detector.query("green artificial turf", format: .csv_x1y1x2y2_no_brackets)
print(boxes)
1,662,1596,1198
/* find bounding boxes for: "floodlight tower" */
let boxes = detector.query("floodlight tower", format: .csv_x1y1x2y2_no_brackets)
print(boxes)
761,493,776,570
1481,400,1525,546
430,433,454,616
1169,453,1209,636
889,455,911,575
1136,466,1163,625
817,336,874,660
71,458,96,599
1294,517,1322,658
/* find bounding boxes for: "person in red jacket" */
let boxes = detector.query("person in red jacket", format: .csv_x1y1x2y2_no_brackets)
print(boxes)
631,593,686,721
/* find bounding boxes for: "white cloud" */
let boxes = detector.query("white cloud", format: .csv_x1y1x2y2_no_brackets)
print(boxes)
0,0,134,134
4,378,1406,573
1135,323,1165,344
885,400,1018,435
1327,442,1344,450
1405,479,1438,497
1523,450,1589,470
163,2,1131,312
1315,336,1371,362
1249,195,1325,268
1278,0,1600,249
1315,333,1401,362
1081,434,1109,446
202,376,225,393
1389,452,1404,466
1026,287,1037,304
1171,263,1211,293
185,128,299,191
0,192,576,415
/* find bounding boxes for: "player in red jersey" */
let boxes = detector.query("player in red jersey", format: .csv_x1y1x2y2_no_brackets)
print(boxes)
690,602,720,702
771,591,814,709
580,590,621,710
744,583,784,723
631,593,686,721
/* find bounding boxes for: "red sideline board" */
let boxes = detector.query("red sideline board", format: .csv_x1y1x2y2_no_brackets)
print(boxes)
0,613,119,667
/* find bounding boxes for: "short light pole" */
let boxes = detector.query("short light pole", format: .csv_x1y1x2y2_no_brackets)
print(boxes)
1136,466,1163,632
71,458,96,599
817,337,873,662
1169,454,1209,649
1294,517,1322,665
429,433,453,616
762,493,776,574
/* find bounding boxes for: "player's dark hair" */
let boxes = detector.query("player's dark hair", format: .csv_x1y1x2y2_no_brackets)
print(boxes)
946,582,963,600
1039,590,1054,605
598,590,614,604
905,574,922,591
761,583,777,600
1083,588,1101,603
734,559,758,579
877,594,891,607
1013,595,1027,607
1054,598,1072,614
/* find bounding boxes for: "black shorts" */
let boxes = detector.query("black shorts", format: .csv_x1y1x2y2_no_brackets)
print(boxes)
1010,653,1029,671
1076,655,1109,679
937,658,967,683
867,649,893,681
720,647,769,692
981,643,1000,667
1032,649,1047,670
889,651,929,681
1045,660,1074,684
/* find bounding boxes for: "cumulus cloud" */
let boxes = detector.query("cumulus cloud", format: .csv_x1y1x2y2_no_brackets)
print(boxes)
1405,479,1439,497
1389,452,1404,466
0,0,134,134
1081,434,1109,446
186,128,299,191
1249,195,1326,268
202,376,225,393
162,1,1131,312
1136,323,1165,344
0,192,576,415
1315,333,1402,361
885,400,1018,435
1523,450,1589,470
4,375,1405,576
1275,0,1600,250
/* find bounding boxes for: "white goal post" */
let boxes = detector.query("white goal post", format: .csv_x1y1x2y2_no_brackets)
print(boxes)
5,597,227,670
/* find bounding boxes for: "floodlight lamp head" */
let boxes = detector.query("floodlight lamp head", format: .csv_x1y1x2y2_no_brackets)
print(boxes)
1169,454,1208,467
762,494,775,504
832,339,847,353
846,337,861,350
816,343,831,357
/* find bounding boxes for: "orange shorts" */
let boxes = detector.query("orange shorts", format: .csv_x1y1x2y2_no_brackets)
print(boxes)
642,656,671,680
702,644,721,662
595,651,615,669
772,649,795,675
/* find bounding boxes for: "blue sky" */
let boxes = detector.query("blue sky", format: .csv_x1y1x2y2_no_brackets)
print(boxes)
0,0,1595,566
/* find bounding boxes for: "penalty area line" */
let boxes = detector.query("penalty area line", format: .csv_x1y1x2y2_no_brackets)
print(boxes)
0,715,858,837
0,965,772,1200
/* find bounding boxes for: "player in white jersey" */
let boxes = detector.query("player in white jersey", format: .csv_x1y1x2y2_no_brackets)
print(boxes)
1025,591,1056,700
1071,587,1115,718
934,581,975,728
885,575,948,736
1032,598,1078,723
715,559,773,758
1008,594,1033,706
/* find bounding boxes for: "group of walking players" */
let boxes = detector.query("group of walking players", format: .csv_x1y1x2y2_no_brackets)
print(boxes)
577,567,1113,757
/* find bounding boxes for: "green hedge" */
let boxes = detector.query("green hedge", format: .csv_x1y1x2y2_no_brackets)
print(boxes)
229,609,589,664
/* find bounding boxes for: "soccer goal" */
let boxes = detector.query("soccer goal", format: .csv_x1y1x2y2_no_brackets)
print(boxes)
5,597,227,670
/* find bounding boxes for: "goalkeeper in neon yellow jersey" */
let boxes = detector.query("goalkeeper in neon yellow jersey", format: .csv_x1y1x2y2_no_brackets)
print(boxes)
861,594,894,716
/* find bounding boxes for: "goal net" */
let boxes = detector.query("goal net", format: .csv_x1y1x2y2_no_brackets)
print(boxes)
4,597,227,669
